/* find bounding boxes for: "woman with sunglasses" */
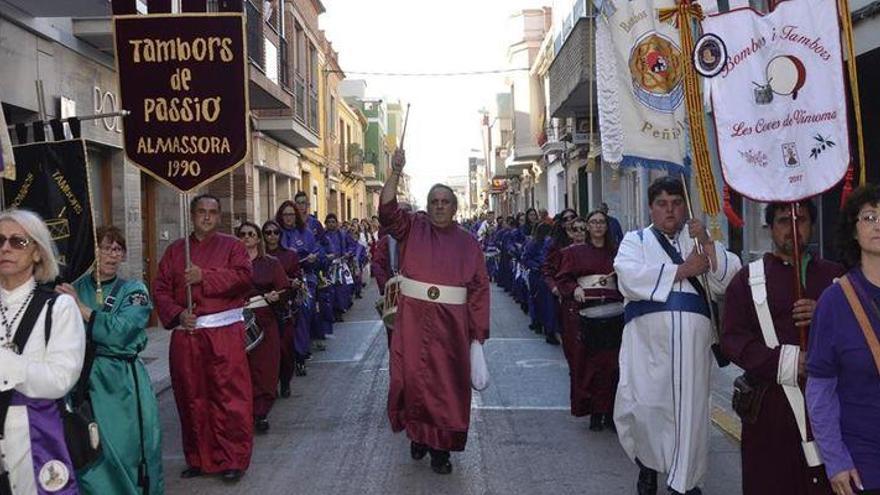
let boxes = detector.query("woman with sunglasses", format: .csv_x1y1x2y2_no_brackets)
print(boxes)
540,209,578,346
556,211,623,431
57,226,164,495
0,209,85,495
236,221,289,433
807,185,880,495
262,220,306,386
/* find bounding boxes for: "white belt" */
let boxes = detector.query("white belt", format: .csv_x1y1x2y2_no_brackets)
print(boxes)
399,276,467,305
246,296,269,309
176,308,244,330
577,274,617,291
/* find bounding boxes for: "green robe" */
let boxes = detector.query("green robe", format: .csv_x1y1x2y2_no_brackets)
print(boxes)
73,275,165,495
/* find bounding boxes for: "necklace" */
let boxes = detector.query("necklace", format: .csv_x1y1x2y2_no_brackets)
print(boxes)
0,288,36,353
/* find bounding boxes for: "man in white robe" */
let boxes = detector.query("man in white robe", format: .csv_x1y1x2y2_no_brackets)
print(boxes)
613,176,741,495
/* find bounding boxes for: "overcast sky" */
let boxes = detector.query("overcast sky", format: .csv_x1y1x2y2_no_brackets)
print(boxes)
320,0,548,207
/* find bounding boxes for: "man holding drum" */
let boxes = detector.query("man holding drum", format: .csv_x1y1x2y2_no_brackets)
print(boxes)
152,194,255,483
380,148,490,475
613,177,741,495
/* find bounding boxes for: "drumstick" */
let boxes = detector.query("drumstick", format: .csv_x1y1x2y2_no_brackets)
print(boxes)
399,103,411,149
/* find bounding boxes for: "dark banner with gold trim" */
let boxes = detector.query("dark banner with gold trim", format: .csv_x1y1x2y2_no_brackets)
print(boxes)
113,13,249,192
3,140,95,283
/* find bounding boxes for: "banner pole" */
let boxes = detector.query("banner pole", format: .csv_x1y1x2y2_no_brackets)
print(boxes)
681,172,728,367
790,202,806,349
183,192,193,313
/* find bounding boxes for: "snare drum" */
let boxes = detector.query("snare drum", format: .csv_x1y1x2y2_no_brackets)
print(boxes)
382,275,401,329
577,302,624,350
243,308,264,353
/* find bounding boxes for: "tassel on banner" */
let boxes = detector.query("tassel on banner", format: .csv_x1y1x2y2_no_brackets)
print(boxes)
723,184,744,228
840,164,854,209
659,0,722,222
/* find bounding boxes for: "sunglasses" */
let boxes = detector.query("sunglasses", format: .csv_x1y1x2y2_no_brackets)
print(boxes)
238,231,259,239
262,229,280,236
0,234,32,250
570,226,587,233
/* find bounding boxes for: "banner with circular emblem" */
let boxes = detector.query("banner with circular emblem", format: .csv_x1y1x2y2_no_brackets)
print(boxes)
702,0,850,201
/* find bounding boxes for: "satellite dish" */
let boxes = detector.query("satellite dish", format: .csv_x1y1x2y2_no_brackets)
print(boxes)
766,55,807,100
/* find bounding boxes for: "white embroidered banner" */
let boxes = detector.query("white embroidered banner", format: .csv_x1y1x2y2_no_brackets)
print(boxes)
703,0,850,201
595,0,689,173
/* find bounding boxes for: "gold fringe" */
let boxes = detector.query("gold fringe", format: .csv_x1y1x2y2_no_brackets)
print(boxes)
659,0,721,218
838,0,866,185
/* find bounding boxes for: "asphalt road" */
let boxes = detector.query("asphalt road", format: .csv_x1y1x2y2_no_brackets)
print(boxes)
159,283,743,495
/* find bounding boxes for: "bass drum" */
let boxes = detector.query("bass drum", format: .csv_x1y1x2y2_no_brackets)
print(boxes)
243,308,264,353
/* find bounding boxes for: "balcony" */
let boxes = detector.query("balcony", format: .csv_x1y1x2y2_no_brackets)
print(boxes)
549,18,596,118
5,0,110,17
254,109,320,150
246,0,290,109
72,17,114,54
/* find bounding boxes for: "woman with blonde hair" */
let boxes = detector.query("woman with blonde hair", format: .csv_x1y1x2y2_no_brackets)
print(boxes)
0,209,85,494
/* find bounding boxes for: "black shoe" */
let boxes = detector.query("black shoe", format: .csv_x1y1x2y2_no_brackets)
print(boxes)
429,450,452,475
280,382,291,398
221,469,244,482
410,441,428,460
545,334,560,346
589,414,604,432
295,362,307,377
637,466,658,495
603,413,617,432
533,325,543,334
255,416,269,433
528,323,540,331
180,467,203,479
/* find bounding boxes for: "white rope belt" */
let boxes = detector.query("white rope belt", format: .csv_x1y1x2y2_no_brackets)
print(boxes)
176,308,244,330
399,276,467,305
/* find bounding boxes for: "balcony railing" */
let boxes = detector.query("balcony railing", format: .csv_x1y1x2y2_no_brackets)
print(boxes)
245,1,264,70
279,38,291,91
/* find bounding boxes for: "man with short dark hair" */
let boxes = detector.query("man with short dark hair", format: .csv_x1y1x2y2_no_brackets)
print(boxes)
722,200,843,494
380,150,490,475
614,176,741,495
153,194,254,482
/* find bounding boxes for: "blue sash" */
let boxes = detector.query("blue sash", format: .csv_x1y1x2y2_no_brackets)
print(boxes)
624,291,710,325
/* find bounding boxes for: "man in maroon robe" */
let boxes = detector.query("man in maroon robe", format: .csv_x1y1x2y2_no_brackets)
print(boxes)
152,194,254,482
380,149,490,475
722,200,844,495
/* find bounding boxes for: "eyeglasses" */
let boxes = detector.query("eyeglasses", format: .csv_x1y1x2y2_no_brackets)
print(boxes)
263,229,280,236
281,212,296,217
99,245,125,255
0,234,31,250
294,199,308,205
858,213,880,225
588,219,607,226
238,231,259,239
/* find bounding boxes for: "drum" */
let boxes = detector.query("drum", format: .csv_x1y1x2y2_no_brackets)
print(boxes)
578,302,625,350
243,308,264,353
382,275,401,329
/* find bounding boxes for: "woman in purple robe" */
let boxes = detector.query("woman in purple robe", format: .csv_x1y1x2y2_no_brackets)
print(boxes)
808,185,880,495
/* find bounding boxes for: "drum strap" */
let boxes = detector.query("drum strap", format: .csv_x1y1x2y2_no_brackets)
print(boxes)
747,258,822,467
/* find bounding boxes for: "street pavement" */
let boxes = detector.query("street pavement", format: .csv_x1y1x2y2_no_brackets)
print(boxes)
155,282,744,494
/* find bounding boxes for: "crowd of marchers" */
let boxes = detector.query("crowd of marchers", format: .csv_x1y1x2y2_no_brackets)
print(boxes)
464,177,879,495
0,166,878,495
